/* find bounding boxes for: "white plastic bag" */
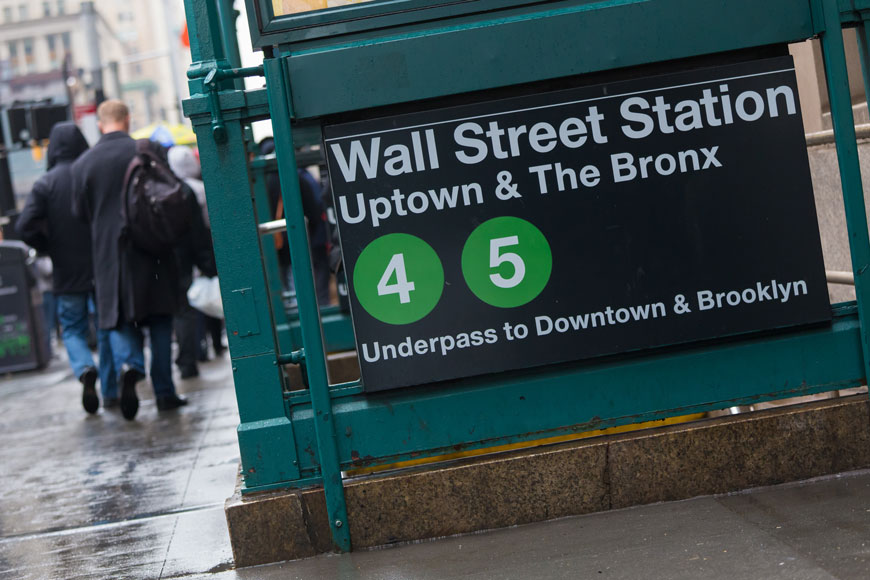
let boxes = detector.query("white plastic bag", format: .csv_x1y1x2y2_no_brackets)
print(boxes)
187,276,224,319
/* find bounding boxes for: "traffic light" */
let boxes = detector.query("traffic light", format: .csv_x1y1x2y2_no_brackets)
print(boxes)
30,105,68,140
6,108,28,146
5,102,69,146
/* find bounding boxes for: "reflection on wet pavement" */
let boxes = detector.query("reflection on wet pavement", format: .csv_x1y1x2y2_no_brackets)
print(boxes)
0,354,239,579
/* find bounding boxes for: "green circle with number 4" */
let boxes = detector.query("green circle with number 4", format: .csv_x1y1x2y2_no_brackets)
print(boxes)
462,217,552,308
353,234,444,325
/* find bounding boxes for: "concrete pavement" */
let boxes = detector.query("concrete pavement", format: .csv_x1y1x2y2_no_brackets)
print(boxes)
206,471,870,580
1,352,869,579
0,353,239,579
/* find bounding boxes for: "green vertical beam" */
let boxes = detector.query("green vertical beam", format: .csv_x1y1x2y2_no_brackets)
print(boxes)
183,0,232,95
217,0,242,68
856,12,870,106
264,56,351,552
216,0,245,91
820,0,870,384
183,0,299,487
192,115,300,486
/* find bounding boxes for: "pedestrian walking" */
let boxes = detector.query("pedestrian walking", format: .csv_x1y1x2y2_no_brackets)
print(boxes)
71,100,187,420
168,145,225,359
167,145,219,378
16,122,117,414
167,146,224,360
259,138,331,306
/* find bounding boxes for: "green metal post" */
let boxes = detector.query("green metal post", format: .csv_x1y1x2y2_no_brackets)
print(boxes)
183,0,233,96
182,0,300,487
216,0,245,91
264,56,351,552
856,11,870,110
819,0,870,384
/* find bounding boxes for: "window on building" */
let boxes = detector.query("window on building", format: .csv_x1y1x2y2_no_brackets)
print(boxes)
8,42,19,75
57,0,65,15
19,4,28,20
22,37,34,73
3,6,12,23
47,35,59,68
43,2,51,17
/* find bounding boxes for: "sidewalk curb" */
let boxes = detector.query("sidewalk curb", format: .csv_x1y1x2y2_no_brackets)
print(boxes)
225,394,870,567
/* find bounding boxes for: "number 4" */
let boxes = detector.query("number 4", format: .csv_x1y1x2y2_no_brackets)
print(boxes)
378,254,416,304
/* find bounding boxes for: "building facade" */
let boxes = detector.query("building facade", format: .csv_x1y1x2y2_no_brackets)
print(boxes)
0,0,190,132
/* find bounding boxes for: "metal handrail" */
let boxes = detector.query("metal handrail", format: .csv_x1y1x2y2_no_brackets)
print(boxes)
806,123,870,146
827,270,855,285
258,219,287,235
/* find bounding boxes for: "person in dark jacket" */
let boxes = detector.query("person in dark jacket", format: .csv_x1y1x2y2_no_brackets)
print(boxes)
259,138,331,306
71,100,187,421
168,145,218,378
16,122,116,414
167,146,224,362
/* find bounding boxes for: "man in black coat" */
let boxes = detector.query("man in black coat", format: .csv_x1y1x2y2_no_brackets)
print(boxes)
16,122,116,414
71,100,187,421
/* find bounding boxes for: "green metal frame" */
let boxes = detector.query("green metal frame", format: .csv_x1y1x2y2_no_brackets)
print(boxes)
250,153,356,354
184,0,870,554
245,0,554,48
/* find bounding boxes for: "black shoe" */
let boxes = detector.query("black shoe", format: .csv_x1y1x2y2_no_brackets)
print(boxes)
103,397,120,409
179,366,199,379
119,365,143,421
156,394,188,411
79,367,99,414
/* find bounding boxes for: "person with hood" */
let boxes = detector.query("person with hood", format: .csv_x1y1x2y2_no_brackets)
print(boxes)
71,100,187,421
16,122,117,414
168,145,209,228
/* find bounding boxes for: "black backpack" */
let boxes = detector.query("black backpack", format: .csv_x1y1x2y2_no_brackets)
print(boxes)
121,140,191,255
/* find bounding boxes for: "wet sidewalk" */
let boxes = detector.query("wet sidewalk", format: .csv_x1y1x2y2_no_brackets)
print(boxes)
0,353,240,579
218,471,870,580
1,354,869,579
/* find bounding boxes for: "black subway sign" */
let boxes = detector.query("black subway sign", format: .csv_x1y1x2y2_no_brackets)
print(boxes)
324,56,831,392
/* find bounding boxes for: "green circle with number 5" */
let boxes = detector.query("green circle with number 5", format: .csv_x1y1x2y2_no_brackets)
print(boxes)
461,217,552,308
353,233,444,325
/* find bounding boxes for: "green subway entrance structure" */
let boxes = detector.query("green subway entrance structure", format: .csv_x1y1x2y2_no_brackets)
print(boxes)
182,0,870,560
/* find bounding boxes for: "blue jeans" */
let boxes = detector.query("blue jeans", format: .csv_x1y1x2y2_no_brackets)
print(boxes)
109,315,177,398
42,290,56,357
56,293,117,399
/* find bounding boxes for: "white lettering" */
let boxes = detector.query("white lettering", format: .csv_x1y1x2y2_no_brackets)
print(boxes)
330,138,380,183
620,97,655,139
454,122,487,165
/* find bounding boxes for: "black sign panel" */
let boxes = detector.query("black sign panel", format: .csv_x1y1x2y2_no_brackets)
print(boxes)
324,56,831,392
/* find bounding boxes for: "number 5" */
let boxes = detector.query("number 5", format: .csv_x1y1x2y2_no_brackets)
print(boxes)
490,236,525,289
